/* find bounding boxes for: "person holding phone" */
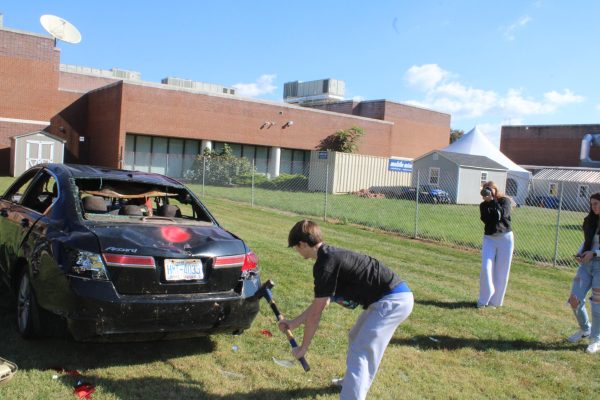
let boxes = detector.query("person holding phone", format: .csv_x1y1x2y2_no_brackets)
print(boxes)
477,181,514,309
567,192,600,353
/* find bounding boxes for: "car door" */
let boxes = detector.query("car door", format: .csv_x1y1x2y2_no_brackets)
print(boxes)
0,168,45,283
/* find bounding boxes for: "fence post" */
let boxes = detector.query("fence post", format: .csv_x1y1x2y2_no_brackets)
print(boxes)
323,160,329,222
414,170,420,238
251,159,255,207
552,182,564,267
202,156,206,197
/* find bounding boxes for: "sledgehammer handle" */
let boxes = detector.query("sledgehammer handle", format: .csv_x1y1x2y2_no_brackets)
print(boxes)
265,289,311,372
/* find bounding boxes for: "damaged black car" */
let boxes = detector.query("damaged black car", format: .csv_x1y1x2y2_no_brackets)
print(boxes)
0,164,261,341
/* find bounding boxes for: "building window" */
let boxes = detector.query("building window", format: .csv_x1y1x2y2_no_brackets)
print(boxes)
429,167,440,185
480,172,488,188
579,185,589,199
549,182,558,196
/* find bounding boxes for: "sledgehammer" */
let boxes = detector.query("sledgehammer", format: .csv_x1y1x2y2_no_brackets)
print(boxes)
253,280,310,372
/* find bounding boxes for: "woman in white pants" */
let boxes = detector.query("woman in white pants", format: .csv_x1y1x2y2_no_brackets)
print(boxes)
478,181,514,308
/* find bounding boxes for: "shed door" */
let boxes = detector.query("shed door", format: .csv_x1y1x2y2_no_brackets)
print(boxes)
26,140,54,167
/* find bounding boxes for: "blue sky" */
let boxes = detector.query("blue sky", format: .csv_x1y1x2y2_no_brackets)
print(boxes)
2,1,599,145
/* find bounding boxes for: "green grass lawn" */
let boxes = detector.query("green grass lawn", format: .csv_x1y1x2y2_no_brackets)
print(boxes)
0,196,596,399
192,184,584,267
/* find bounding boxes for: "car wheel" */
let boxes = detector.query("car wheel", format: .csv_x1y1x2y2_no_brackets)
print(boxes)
432,196,439,204
16,271,42,339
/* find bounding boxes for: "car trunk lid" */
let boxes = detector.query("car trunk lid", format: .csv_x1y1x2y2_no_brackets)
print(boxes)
86,222,248,295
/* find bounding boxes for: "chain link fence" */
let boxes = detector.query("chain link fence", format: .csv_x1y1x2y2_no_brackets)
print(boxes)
179,154,588,268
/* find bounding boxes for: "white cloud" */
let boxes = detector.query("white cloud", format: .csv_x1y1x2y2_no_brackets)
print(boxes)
596,104,600,112
503,15,532,41
544,89,584,105
404,64,448,91
232,74,277,97
403,64,585,122
352,95,365,102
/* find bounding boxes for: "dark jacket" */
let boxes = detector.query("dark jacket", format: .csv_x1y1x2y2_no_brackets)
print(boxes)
582,213,599,252
480,197,512,235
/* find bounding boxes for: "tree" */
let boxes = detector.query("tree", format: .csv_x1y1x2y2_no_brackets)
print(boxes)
450,129,464,144
185,143,252,185
317,126,365,153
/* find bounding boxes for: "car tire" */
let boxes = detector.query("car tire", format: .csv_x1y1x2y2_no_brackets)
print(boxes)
432,197,439,204
16,270,43,339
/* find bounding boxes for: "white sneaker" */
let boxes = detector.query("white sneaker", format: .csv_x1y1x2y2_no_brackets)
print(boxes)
586,340,600,354
331,377,344,387
567,329,591,343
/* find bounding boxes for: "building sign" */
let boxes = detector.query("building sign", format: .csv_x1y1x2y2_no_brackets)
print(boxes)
318,151,328,159
388,159,412,172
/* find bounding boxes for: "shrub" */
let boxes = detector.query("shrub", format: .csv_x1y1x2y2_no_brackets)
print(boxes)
186,144,253,185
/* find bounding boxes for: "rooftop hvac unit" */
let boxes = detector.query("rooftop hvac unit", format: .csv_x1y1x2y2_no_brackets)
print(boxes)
284,79,345,104
162,77,194,89
111,68,141,80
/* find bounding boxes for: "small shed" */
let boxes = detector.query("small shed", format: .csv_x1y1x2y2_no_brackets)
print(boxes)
529,167,600,211
413,150,508,204
10,131,66,177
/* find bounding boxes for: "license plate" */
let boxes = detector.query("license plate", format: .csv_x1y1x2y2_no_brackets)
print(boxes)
164,259,203,281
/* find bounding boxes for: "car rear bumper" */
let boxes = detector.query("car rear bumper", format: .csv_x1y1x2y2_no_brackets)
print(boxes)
63,276,260,341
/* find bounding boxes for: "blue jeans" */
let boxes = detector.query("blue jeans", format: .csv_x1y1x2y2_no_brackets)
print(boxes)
570,259,600,341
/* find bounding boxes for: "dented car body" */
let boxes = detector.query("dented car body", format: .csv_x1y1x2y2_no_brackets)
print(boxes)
0,164,260,341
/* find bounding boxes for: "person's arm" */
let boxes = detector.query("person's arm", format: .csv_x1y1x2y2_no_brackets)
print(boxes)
498,197,511,219
278,297,330,359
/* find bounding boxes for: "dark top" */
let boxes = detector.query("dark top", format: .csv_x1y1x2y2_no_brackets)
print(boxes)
582,213,600,252
480,197,512,235
313,244,403,309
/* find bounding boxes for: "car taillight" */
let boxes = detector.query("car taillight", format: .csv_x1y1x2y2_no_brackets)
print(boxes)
72,251,109,280
242,251,258,272
214,254,245,267
102,253,156,268
213,252,258,271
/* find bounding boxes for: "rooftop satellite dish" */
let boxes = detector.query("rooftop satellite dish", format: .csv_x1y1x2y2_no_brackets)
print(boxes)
40,14,82,45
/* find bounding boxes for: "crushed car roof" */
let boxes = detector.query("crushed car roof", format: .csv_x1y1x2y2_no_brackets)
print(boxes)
42,163,184,186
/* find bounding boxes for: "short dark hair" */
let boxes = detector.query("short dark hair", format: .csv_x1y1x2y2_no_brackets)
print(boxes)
288,219,323,247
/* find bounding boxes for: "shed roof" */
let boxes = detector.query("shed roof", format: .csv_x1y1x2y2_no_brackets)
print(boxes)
11,130,66,143
532,168,600,183
421,151,507,170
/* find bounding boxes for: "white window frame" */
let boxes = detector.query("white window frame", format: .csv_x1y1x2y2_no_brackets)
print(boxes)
429,167,440,185
480,171,488,188
548,182,558,196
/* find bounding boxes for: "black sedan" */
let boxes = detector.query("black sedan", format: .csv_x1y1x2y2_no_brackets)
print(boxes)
0,164,261,341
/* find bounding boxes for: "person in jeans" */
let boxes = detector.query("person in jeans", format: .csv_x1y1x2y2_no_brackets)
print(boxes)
567,192,600,353
279,219,413,400
477,181,515,308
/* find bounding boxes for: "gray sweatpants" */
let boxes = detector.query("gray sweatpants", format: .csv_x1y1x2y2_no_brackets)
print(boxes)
341,291,414,400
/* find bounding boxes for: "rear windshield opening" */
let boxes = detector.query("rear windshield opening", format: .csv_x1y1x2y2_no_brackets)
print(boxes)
75,178,213,224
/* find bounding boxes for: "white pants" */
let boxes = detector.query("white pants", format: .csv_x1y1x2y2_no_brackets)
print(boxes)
478,232,514,307
341,292,414,400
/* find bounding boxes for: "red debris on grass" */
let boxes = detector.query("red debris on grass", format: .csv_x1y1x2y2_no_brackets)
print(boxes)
73,381,95,399
260,329,273,337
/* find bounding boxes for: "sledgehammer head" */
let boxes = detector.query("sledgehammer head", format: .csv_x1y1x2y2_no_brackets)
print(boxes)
251,279,275,301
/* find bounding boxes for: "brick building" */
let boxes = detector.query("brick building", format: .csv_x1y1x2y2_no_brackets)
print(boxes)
0,22,451,177
501,125,600,167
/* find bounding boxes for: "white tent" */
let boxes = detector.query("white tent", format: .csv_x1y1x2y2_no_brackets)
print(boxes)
443,127,531,204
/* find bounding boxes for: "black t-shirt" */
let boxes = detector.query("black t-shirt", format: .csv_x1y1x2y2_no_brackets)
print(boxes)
313,244,403,309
